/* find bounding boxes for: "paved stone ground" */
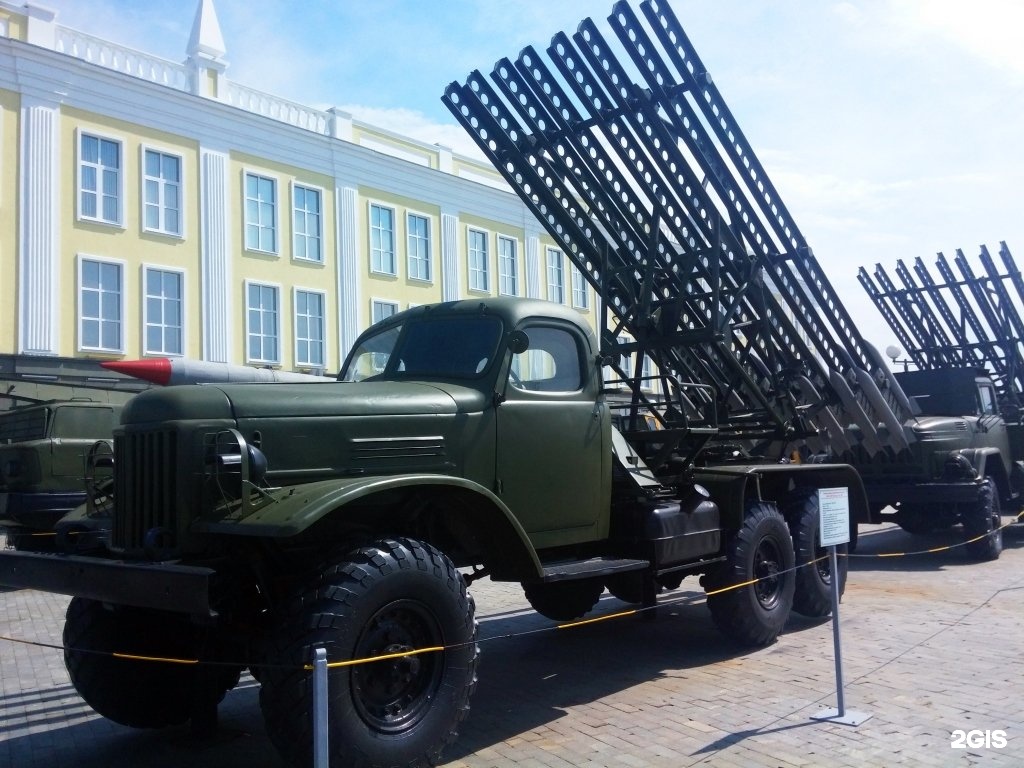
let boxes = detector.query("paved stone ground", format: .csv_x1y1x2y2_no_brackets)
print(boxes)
2,521,1023,767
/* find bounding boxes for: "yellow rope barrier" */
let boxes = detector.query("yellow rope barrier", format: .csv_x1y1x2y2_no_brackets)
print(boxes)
2,510,1020,670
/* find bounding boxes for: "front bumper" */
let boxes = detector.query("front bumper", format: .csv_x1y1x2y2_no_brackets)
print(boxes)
0,550,213,616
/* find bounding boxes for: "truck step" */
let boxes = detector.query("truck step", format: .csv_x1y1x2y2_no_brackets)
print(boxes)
538,557,649,583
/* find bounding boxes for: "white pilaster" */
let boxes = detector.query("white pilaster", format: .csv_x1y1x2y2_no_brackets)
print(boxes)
441,211,460,302
199,148,232,362
18,96,59,355
336,185,360,361
525,233,542,300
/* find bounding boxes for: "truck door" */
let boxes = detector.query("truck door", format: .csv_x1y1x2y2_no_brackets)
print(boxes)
495,321,608,548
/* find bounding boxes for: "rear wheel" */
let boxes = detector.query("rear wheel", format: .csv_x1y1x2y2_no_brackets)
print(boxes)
259,538,478,768
523,578,604,621
785,491,847,617
63,598,239,728
705,502,795,646
896,504,936,535
964,478,1003,561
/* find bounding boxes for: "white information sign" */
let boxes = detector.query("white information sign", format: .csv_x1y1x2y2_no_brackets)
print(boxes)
818,487,850,547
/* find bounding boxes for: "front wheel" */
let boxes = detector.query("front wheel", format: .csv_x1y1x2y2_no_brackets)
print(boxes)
705,502,795,647
259,538,478,768
964,478,1003,561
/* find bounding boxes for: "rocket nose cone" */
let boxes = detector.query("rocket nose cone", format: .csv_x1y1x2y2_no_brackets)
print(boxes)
101,358,172,385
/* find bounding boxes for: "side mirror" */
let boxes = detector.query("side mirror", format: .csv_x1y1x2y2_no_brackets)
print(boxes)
508,330,530,355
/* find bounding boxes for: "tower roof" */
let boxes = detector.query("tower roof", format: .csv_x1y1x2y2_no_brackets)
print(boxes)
187,0,226,61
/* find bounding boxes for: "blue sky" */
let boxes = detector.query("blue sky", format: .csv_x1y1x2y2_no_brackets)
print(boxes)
41,0,1024,351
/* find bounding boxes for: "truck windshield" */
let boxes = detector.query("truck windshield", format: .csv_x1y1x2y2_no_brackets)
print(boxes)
341,315,504,382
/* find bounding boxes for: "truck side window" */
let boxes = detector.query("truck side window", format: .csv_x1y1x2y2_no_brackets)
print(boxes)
978,384,997,416
509,326,582,392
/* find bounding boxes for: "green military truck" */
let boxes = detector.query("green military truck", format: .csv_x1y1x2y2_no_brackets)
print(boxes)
0,400,119,550
854,244,1024,559
2,298,865,767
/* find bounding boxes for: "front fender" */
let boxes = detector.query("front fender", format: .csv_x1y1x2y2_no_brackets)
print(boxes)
193,474,543,580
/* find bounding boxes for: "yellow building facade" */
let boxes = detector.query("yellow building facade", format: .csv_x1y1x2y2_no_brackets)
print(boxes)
0,0,596,383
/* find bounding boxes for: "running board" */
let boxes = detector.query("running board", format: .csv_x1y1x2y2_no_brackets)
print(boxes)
538,557,649,583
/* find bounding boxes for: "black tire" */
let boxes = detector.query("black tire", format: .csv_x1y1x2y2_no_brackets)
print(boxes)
895,504,937,535
605,573,644,604
63,598,240,729
964,478,1003,561
705,502,795,647
259,538,478,768
523,578,604,621
785,491,847,618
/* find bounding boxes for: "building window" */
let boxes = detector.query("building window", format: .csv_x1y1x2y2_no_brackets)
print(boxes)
79,258,122,352
370,204,396,275
245,173,277,253
246,282,280,363
295,289,325,368
571,265,589,310
293,184,322,262
468,229,489,292
372,299,398,324
547,248,565,304
407,213,431,281
79,133,121,225
144,267,183,355
142,149,181,236
498,236,518,296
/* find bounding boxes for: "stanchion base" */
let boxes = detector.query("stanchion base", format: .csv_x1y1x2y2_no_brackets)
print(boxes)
811,708,872,726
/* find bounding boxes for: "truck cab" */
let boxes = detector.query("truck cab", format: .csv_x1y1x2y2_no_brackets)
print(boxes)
0,400,119,549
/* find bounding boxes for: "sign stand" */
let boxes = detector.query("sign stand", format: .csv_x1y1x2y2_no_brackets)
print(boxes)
810,488,871,727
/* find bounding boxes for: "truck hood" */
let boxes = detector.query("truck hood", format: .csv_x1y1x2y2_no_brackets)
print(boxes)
909,415,972,436
121,381,489,425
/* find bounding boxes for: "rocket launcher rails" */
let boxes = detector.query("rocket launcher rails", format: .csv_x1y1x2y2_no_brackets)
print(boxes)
859,241,1024,416
442,0,913,462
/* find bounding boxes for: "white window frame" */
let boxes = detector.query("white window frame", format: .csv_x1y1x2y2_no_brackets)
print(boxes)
371,298,399,325
245,280,281,365
140,145,183,237
468,228,489,293
294,287,326,369
498,235,518,296
547,247,565,305
406,211,432,282
244,171,279,254
77,254,125,353
292,182,323,263
77,129,124,227
571,265,589,310
369,202,397,276
142,265,186,356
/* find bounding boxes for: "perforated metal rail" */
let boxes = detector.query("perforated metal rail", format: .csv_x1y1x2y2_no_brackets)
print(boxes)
443,0,911,464
859,241,1024,414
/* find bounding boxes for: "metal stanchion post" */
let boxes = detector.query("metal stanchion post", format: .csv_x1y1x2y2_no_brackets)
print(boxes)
313,647,329,768
811,544,870,726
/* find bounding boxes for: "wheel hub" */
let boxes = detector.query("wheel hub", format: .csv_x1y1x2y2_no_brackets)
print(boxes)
350,600,443,734
754,540,784,609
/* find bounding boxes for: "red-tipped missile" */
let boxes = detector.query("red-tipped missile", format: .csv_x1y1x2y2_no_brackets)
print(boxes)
101,358,332,386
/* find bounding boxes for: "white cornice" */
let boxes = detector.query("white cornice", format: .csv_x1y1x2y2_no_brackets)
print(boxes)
1,37,531,227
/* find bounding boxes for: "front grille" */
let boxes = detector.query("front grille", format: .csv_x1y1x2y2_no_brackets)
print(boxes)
112,429,179,553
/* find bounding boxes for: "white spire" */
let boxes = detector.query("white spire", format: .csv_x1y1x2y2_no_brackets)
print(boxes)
187,0,226,61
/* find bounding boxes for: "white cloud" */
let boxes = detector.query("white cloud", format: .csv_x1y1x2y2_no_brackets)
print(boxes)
887,0,1024,78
